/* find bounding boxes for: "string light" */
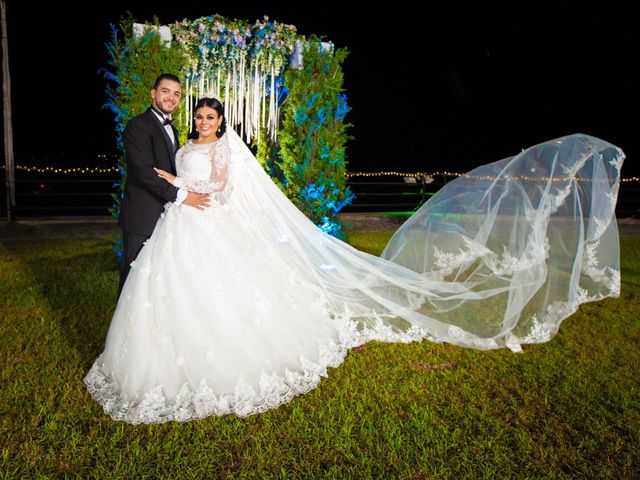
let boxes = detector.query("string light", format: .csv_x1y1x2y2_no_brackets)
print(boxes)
11,165,119,174
347,171,462,178
2,165,639,182
347,171,640,182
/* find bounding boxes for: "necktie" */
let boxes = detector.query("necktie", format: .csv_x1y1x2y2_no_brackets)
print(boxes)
163,117,174,126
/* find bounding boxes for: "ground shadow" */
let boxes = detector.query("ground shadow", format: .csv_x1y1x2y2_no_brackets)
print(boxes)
2,236,119,367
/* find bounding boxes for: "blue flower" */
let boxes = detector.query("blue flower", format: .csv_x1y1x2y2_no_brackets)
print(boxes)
305,93,320,109
318,217,344,238
315,107,327,125
113,238,124,261
335,94,349,121
293,109,308,125
304,183,326,200
319,145,330,160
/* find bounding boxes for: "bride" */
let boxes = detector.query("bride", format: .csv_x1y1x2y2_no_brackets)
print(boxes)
84,97,624,423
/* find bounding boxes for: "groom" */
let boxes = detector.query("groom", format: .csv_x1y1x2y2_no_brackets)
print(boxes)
117,73,210,296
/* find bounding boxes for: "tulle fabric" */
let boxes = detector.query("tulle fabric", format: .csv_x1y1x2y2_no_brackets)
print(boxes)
85,131,623,423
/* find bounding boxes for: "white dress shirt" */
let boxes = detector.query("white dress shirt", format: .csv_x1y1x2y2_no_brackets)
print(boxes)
150,108,187,205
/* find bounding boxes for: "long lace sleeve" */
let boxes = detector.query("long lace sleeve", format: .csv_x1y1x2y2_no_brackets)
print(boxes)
173,138,230,194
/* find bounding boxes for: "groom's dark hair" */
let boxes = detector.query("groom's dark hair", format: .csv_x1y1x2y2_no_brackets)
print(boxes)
153,73,181,89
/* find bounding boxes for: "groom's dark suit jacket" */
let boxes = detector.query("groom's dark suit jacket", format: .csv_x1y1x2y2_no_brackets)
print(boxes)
118,108,181,236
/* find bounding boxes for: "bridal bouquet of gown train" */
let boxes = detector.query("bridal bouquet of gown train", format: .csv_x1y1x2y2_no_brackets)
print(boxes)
85,130,624,423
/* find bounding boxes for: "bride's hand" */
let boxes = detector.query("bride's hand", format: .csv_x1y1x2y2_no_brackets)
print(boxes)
154,168,176,184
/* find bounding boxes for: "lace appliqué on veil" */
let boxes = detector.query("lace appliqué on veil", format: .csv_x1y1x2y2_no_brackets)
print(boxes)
582,240,620,296
429,236,549,280
515,240,621,349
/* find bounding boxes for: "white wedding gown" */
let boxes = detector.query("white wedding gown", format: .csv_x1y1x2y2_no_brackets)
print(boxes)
85,129,624,423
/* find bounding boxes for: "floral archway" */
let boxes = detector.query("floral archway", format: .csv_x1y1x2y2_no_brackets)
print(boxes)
169,15,297,145
105,13,354,259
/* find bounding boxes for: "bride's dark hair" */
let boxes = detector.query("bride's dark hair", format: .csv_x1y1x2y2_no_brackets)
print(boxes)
188,97,227,139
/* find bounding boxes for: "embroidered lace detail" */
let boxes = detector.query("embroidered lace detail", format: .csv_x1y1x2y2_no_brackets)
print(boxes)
173,136,231,194
431,236,549,279
448,326,463,338
605,191,618,210
582,240,620,295
593,217,609,238
84,314,350,424
608,269,621,297
609,151,624,172
406,291,425,310
550,183,573,211
518,279,612,348
522,315,552,344
546,151,597,214
432,237,491,279
85,309,467,424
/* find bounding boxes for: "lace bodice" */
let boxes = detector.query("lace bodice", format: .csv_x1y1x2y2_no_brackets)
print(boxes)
174,136,231,193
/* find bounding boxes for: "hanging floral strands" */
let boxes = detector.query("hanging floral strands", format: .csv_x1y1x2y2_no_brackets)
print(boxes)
170,15,298,145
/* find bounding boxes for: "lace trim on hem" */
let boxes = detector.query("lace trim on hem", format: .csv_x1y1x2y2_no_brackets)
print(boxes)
85,268,620,423
85,312,440,424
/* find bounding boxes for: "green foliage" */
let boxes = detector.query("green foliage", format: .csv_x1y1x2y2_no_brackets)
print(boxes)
111,16,188,133
1,234,639,478
255,127,285,190
278,39,354,238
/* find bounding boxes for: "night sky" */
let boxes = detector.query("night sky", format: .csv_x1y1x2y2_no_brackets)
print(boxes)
3,1,638,176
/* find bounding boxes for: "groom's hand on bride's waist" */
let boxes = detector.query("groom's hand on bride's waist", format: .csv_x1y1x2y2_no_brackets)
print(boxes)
183,192,211,210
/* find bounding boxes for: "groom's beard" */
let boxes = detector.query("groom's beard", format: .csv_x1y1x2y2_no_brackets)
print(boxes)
155,102,178,116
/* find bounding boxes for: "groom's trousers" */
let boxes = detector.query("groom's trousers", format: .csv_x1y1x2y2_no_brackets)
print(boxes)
118,231,150,298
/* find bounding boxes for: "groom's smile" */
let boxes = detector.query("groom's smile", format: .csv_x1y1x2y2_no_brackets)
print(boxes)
151,78,182,116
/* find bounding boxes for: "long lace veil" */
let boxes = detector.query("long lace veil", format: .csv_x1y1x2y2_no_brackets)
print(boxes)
225,129,624,352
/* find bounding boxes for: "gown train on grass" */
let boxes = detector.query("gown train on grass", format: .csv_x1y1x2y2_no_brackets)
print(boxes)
85,130,624,423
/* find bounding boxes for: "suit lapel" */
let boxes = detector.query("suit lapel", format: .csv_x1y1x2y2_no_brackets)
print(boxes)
169,125,181,175
171,125,180,151
147,108,178,173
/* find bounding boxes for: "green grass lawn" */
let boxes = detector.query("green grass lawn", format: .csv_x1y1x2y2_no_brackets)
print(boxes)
1,232,638,479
